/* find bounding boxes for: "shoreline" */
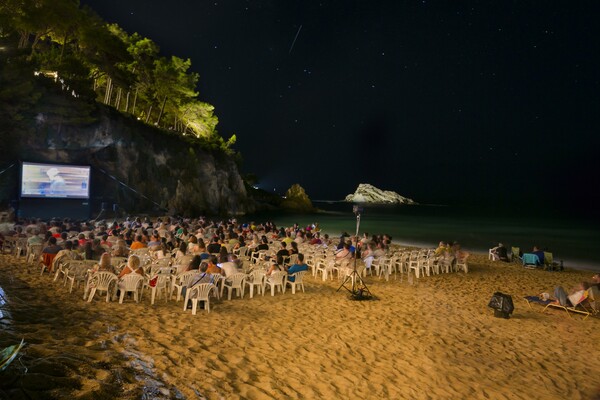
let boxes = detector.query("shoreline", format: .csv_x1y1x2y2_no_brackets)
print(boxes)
317,229,600,273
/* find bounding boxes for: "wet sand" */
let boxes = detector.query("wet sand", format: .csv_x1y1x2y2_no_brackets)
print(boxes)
0,252,599,399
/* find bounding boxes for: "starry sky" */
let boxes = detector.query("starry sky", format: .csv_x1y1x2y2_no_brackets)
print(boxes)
80,1,600,214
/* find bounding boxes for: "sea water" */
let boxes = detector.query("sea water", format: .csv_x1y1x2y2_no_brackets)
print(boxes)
245,202,600,271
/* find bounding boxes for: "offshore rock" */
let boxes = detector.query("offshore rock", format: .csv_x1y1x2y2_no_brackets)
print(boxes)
344,183,417,205
280,184,316,212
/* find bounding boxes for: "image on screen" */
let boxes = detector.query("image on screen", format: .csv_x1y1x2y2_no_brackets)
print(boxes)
21,162,91,199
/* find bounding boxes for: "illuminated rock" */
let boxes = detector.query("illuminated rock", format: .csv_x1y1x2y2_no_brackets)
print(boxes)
344,184,417,205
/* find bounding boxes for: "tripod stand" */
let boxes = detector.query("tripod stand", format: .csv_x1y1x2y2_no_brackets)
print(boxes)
337,207,374,300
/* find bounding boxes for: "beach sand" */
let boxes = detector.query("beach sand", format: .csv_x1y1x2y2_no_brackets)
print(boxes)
0,252,599,399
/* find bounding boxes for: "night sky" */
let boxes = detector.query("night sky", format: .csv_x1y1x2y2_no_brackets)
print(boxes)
80,1,600,213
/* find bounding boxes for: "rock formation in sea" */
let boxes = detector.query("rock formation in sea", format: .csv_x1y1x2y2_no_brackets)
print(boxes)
344,183,417,205
280,184,316,212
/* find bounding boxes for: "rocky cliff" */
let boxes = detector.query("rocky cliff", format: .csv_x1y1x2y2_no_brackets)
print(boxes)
280,184,316,212
344,184,417,205
2,94,252,217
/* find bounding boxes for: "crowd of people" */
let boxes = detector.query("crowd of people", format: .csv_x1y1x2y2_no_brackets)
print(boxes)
0,216,327,298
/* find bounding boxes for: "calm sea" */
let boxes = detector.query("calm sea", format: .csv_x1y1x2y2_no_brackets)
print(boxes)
245,202,600,271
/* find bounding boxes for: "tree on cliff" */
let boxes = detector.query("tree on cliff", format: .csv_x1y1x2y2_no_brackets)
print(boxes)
0,0,228,149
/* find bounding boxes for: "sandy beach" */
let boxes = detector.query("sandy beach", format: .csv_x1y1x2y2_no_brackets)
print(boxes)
0,252,599,400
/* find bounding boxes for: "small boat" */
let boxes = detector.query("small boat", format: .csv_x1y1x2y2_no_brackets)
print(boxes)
0,339,25,372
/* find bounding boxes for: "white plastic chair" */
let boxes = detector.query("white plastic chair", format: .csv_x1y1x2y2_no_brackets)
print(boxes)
455,258,468,273
211,274,224,299
185,283,216,314
288,253,299,265
234,246,249,258
87,271,118,302
286,270,307,294
314,260,330,280
65,261,92,295
53,256,72,284
265,271,286,296
26,244,43,264
245,270,266,298
110,257,128,268
146,274,170,305
171,271,200,301
250,250,267,264
438,256,455,273
118,274,144,303
222,273,247,300
14,238,28,257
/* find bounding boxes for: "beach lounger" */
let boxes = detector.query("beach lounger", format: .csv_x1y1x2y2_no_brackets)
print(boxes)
521,253,540,269
524,294,592,320
511,247,521,263
543,252,561,271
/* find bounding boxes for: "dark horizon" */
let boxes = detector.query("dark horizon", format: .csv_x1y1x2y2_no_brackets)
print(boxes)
79,1,600,215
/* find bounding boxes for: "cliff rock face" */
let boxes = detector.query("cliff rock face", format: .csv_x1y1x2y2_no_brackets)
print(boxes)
280,184,315,212
13,106,252,216
344,183,417,205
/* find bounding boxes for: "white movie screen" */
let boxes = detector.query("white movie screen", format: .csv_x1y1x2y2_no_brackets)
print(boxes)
21,162,91,199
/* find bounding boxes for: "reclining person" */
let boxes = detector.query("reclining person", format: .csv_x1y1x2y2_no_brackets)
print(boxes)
552,281,590,307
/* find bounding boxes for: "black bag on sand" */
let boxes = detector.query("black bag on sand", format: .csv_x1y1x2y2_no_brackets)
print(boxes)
488,292,514,319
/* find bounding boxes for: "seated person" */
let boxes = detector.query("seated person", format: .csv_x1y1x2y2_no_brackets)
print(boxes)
51,240,79,271
490,243,509,262
147,234,162,251
92,252,116,274
111,239,130,257
206,237,222,254
266,260,282,277
205,255,223,275
220,255,240,277
197,243,211,260
185,255,202,271
249,236,269,260
531,246,545,265
335,243,353,261
41,237,62,272
286,253,308,282
182,262,212,302
434,241,449,257
188,262,212,286
452,242,469,262
118,255,144,279
42,236,62,255
129,235,147,250
276,242,290,265
361,242,376,272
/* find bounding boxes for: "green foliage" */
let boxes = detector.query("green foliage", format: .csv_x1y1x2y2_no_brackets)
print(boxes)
0,0,236,154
